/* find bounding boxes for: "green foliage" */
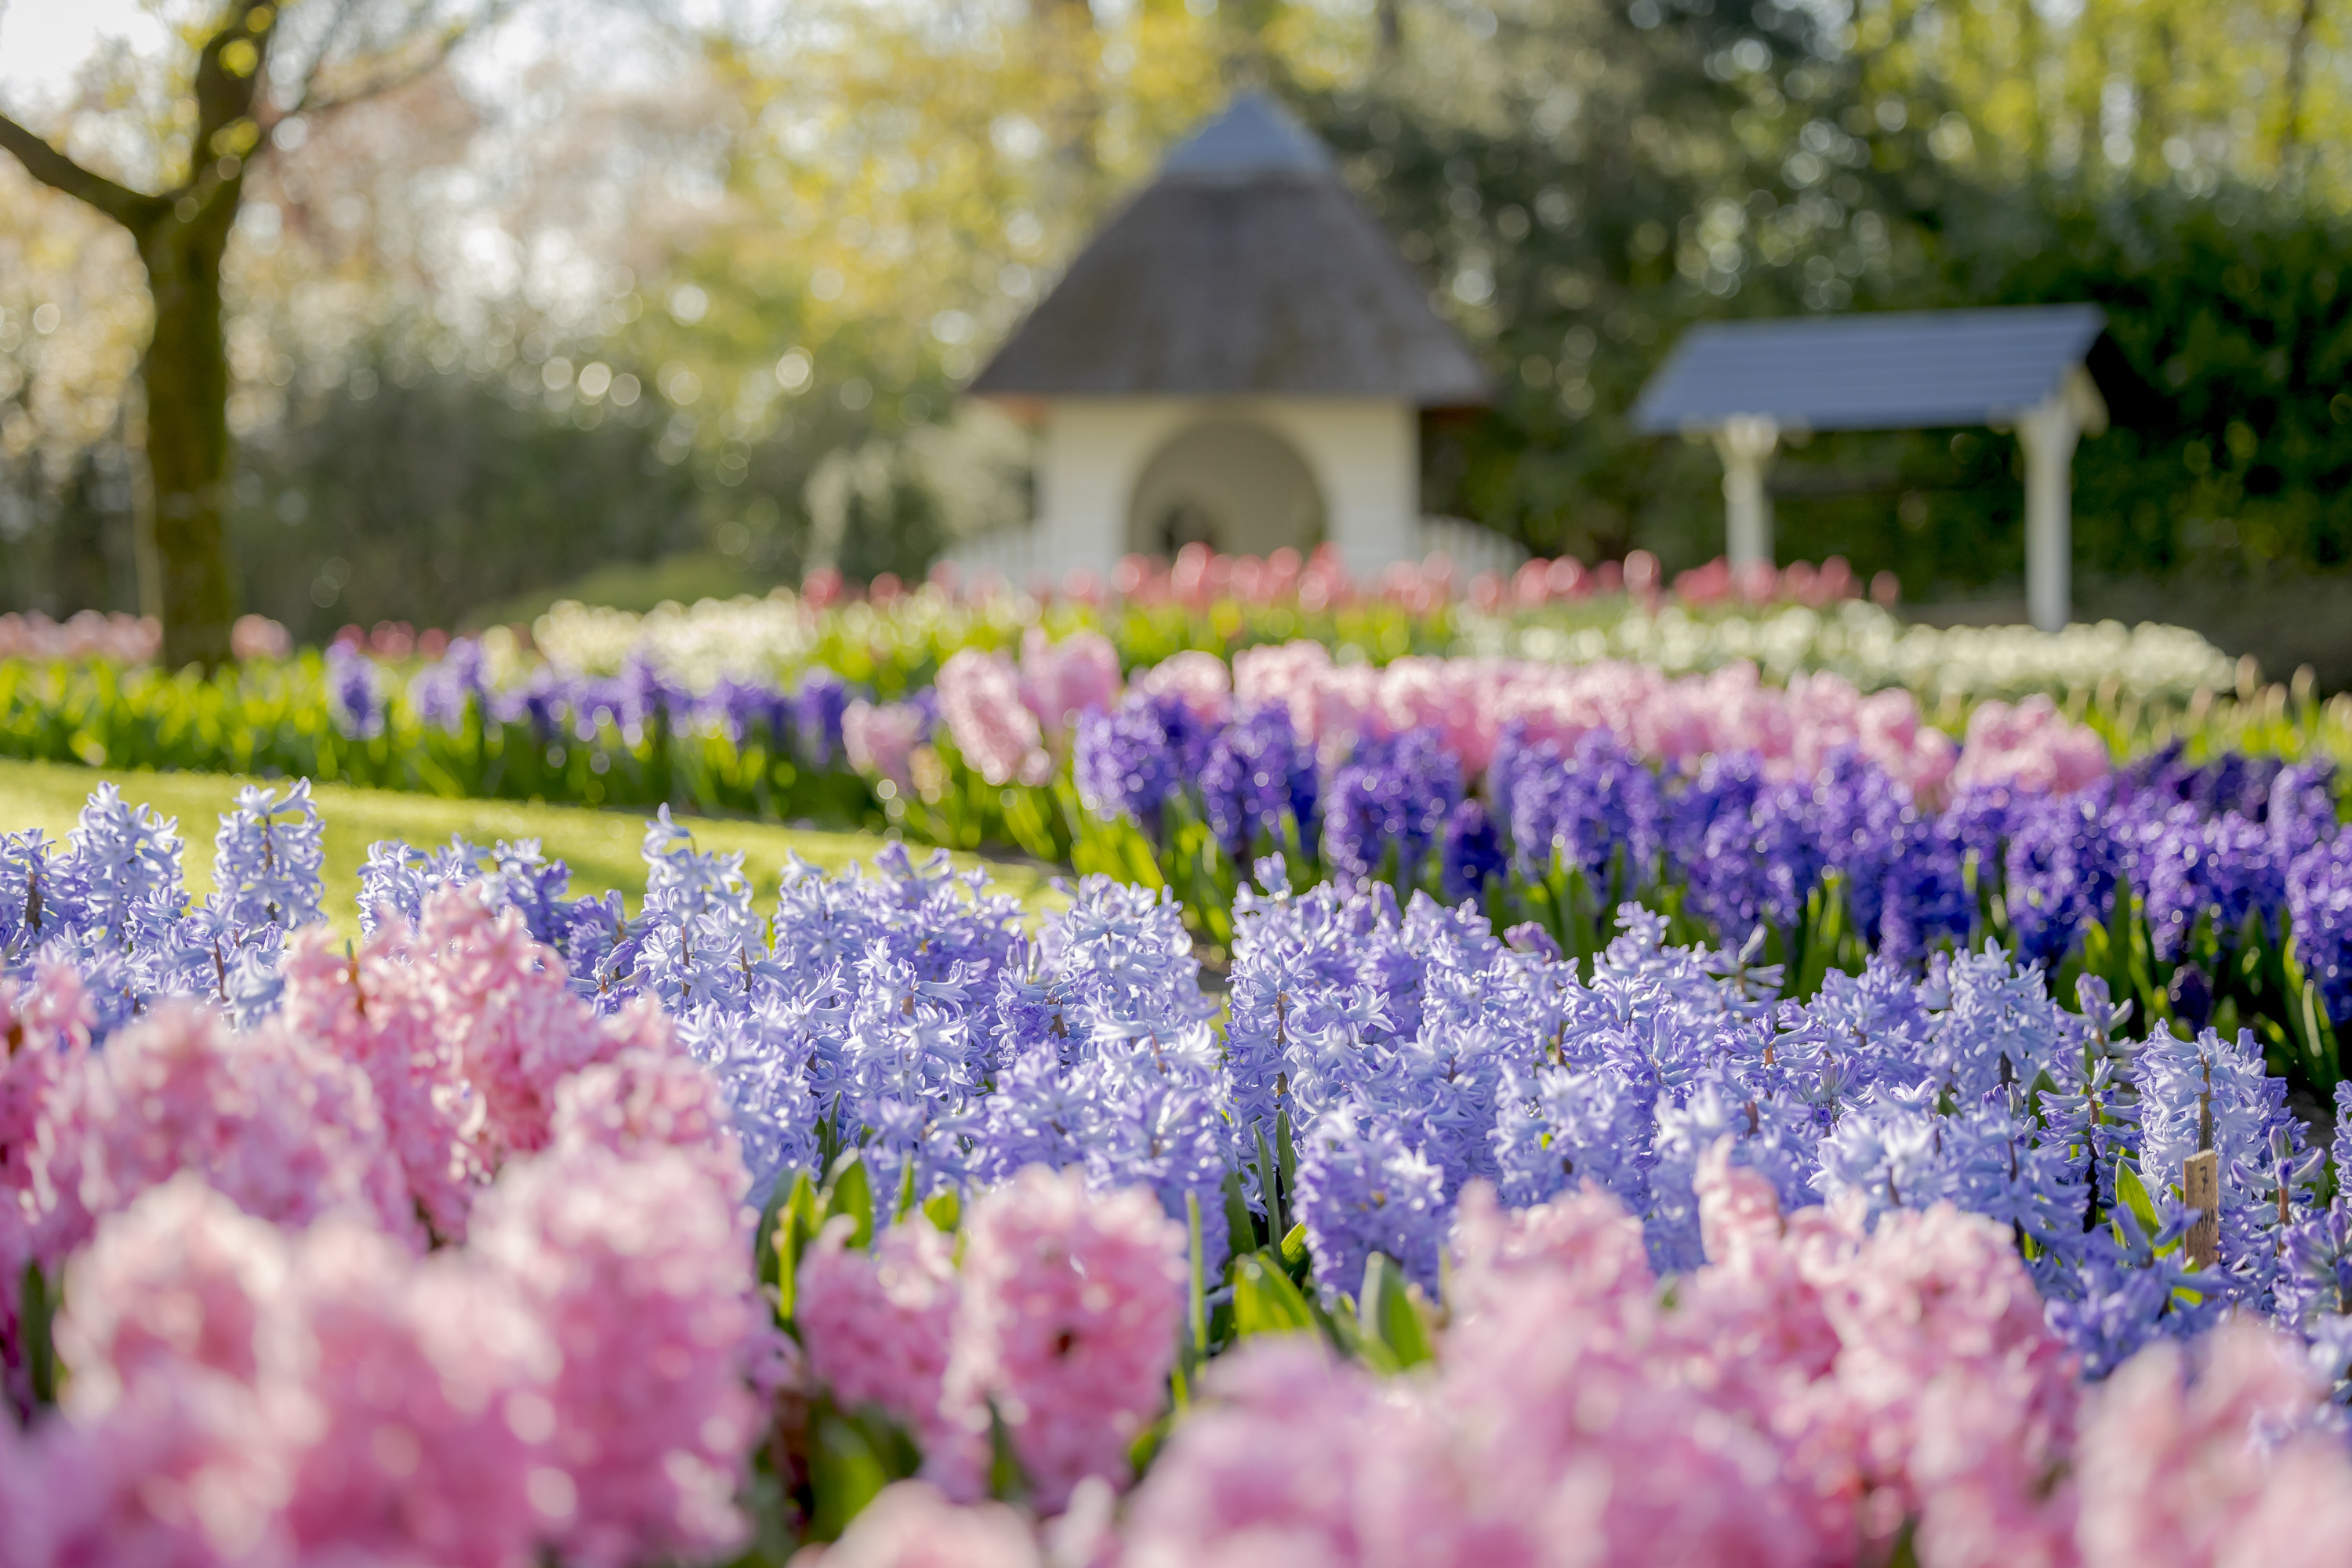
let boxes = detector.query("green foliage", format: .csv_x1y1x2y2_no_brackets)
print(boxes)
227,364,708,642
1230,1250,1319,1338
1302,13,2352,599
822,1152,876,1250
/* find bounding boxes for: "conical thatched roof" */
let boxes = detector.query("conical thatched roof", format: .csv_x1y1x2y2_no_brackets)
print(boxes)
969,96,1491,406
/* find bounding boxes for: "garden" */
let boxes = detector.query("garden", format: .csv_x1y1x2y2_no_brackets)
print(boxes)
12,0,2352,1551
5,546,2352,1566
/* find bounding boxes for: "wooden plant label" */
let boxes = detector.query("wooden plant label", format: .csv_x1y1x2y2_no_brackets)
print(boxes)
2183,1149,2221,1270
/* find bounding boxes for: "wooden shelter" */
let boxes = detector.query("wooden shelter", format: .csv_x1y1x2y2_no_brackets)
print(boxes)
1632,306,2109,632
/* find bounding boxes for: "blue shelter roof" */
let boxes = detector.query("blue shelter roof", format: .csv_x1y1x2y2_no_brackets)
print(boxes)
1630,305,2107,433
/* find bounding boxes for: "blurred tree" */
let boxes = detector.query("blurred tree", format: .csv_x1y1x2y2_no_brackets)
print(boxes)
0,0,509,668
1299,0,2352,601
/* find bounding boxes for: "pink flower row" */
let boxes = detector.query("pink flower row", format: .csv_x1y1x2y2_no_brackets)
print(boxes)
862,631,2109,802
1228,643,2108,799
0,612,293,665
815,1156,2352,1568
909,544,1883,615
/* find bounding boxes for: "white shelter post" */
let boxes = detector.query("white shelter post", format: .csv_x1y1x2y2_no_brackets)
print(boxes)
1711,415,1779,569
2016,392,2082,634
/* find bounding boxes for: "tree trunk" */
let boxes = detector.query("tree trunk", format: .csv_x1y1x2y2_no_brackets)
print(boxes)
136,202,240,671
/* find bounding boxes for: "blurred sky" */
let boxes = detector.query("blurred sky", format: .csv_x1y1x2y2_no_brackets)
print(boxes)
0,0,168,106
0,0,788,116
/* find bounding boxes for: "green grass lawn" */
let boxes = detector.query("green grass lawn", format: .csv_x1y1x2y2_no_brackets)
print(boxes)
0,758,1068,940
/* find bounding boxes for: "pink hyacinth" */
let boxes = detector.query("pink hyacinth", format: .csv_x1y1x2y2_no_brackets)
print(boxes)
28,1178,300,1568
411,889,641,1164
1446,1178,1654,1321
844,699,929,790
51,1174,288,1414
936,1166,1188,1513
13,1359,296,1568
1120,1337,1410,1568
1673,1143,2079,1568
281,889,670,1240
470,1143,763,1568
1017,627,1122,730
2,960,96,1399
1437,1206,1822,1568
1231,640,1337,743
797,1214,961,1444
275,1214,561,1568
2075,1319,2352,1568
1817,1202,2081,1566
75,1000,419,1250
550,1045,749,1206
938,648,1051,787
1131,650,1232,724
277,921,487,1242
1672,1152,1866,1552
38,1175,561,1568
1951,695,2111,795
815,1479,1042,1568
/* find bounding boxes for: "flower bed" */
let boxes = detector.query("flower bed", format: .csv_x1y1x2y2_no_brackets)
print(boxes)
5,782,2352,1564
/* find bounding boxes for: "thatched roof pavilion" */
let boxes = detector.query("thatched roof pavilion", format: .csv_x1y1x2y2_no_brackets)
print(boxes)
956,96,1501,583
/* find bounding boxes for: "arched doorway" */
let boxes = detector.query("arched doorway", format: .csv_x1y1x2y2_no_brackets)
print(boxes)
1127,419,1324,558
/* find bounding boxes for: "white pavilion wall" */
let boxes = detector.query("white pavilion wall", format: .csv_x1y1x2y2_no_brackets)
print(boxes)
1034,397,1419,579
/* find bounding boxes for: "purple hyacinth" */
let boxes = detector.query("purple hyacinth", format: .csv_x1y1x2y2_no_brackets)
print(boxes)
1497,727,1662,888
1292,1102,1448,1301
325,642,384,739
1806,746,1922,947
408,637,488,733
2288,837,2352,1025
708,677,792,749
1876,824,1971,962
1074,691,1192,829
2268,760,2339,864
1198,702,1317,860
792,668,855,767
209,780,325,931
1439,798,1504,906
2140,805,2284,962
1664,753,1818,944
1321,726,1461,887
2002,790,2120,969
496,667,574,744
63,781,185,941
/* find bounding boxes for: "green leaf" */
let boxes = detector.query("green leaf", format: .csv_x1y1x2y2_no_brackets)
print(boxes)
757,1170,819,1320
824,1152,874,1250
1358,1253,1435,1370
1222,1164,1259,1260
842,1404,924,1481
808,1411,887,1541
987,1399,1033,1505
1254,1122,1286,1246
893,1156,919,1222
921,1187,961,1233
19,1261,55,1407
1231,1250,1319,1338
1127,1413,1174,1479
2113,1159,2169,1254
1323,1293,1402,1376
1275,1111,1298,1216
1185,1192,1210,1362
1279,1221,1310,1276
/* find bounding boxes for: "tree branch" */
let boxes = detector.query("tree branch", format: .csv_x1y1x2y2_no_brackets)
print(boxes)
289,0,519,119
0,111,166,230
